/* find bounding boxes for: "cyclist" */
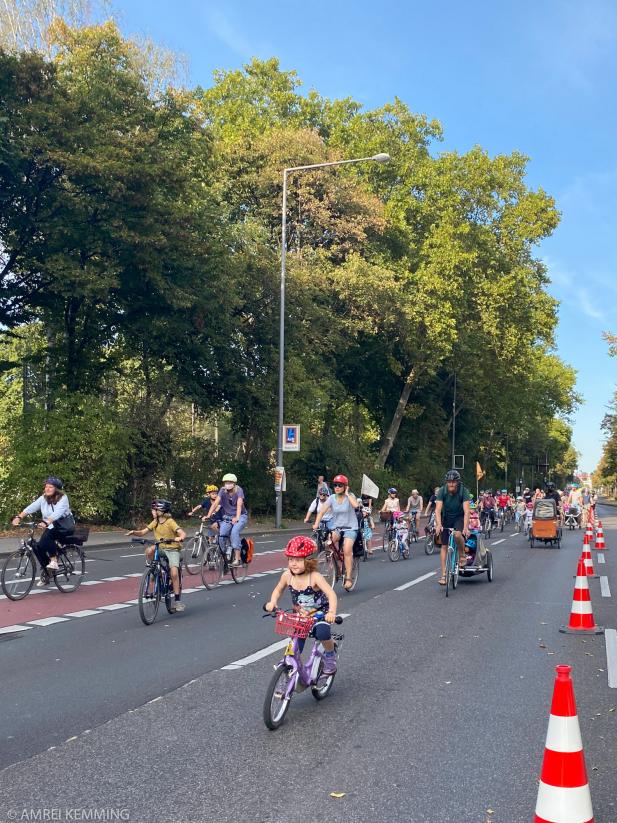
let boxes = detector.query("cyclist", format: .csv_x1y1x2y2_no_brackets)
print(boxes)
434,469,471,586
189,484,222,535
424,487,439,518
544,482,562,517
522,487,533,506
12,476,75,587
479,490,496,531
265,535,338,674
313,474,361,591
496,490,509,525
206,473,247,567
304,486,333,524
514,496,526,528
405,489,423,534
581,487,592,526
127,499,186,612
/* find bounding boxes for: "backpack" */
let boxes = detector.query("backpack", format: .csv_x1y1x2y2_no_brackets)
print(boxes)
241,537,254,564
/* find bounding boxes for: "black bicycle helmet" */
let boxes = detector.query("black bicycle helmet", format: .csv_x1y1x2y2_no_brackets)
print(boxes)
45,476,64,490
445,469,461,482
151,498,172,513
546,482,555,492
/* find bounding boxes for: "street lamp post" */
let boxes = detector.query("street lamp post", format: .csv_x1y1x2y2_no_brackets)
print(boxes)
275,153,390,528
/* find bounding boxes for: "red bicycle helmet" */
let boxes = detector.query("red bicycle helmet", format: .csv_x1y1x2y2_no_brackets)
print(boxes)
284,535,317,558
332,474,348,486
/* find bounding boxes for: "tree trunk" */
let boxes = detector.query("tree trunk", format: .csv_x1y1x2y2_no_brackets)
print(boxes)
376,367,418,469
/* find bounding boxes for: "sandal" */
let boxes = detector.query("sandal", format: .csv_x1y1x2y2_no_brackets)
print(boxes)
438,576,446,586
343,578,354,591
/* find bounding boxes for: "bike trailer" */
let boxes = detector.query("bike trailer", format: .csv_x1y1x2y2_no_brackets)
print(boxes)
530,499,561,548
241,537,254,563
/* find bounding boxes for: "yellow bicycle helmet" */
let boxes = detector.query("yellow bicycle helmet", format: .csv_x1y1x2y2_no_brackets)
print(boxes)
205,484,218,493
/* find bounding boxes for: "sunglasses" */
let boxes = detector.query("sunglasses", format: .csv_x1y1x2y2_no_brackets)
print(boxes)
333,483,345,488
319,493,328,497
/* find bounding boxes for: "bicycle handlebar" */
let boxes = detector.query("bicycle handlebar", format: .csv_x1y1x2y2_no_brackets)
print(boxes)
129,537,183,546
262,604,343,624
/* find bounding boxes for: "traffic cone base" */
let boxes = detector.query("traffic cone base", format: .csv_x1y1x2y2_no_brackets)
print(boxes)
534,664,594,823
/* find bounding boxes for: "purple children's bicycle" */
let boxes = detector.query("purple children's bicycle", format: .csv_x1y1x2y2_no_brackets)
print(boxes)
262,607,344,730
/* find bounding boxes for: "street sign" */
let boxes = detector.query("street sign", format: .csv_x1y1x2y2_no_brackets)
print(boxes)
282,424,300,452
454,454,465,469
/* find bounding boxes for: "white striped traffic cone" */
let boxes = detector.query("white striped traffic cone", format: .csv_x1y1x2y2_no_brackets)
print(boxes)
559,559,603,635
585,522,594,542
580,546,598,579
594,525,606,551
534,664,594,823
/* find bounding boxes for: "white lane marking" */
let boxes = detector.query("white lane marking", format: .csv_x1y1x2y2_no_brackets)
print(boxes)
120,553,143,558
600,576,611,598
64,609,101,618
221,664,242,671
123,599,140,605
98,603,132,611
605,629,617,688
598,554,605,564
27,617,70,627
125,573,143,578
255,540,276,545
492,539,506,545
0,624,33,634
81,580,103,586
102,576,126,582
394,571,436,591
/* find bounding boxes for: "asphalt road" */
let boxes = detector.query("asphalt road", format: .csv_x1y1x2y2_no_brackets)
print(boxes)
1,509,616,823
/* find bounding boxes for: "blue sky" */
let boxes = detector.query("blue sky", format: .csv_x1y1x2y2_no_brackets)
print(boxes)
116,0,616,471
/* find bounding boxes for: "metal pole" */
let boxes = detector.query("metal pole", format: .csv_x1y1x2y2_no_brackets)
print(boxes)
504,435,508,489
451,372,457,468
275,170,288,528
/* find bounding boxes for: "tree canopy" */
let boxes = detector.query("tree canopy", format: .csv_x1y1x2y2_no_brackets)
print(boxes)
0,18,580,523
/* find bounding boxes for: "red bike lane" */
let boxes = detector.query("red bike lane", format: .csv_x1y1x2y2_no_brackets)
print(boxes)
0,550,287,629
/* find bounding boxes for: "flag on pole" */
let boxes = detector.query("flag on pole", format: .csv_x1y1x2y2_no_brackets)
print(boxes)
361,474,379,499
476,461,485,481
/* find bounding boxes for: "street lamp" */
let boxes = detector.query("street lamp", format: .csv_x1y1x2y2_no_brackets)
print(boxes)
275,152,391,527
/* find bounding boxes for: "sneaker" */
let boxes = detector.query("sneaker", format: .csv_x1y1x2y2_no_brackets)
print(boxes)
46,558,59,571
174,602,185,612
229,558,241,568
36,575,49,587
321,653,337,676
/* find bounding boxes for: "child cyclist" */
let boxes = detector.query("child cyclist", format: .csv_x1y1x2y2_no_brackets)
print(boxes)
190,484,222,536
127,499,187,612
265,536,339,675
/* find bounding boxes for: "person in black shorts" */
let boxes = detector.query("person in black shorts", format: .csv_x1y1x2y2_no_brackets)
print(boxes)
434,469,472,586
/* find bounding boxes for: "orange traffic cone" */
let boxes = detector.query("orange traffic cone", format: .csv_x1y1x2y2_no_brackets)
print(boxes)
594,525,606,551
581,546,598,579
560,559,603,634
534,664,594,823
585,522,594,542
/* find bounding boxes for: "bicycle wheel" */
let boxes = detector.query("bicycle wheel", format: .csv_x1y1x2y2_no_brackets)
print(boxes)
451,554,459,589
311,659,336,700
201,547,223,590
387,536,400,561
54,547,85,593
362,535,369,562
231,562,247,584
1,549,36,600
138,567,161,625
317,551,336,588
486,551,494,582
382,529,389,552
183,535,203,575
425,533,435,555
263,664,295,730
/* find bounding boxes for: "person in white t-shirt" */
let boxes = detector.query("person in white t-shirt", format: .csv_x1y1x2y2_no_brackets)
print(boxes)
304,487,332,524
